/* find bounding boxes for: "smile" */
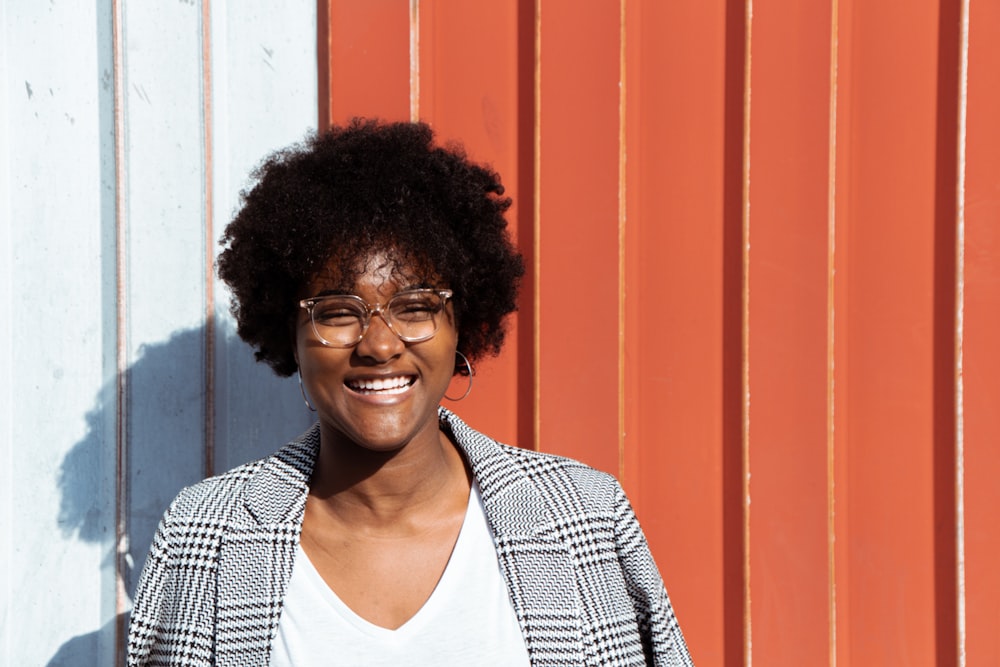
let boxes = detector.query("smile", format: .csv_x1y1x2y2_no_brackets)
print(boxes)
345,375,416,394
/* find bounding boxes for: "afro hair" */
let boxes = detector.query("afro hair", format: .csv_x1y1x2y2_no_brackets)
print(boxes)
217,119,524,377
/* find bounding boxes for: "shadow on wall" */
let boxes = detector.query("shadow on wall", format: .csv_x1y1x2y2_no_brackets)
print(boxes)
48,323,312,666
45,614,129,667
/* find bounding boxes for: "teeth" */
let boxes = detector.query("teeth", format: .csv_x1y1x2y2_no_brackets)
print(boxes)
348,376,413,392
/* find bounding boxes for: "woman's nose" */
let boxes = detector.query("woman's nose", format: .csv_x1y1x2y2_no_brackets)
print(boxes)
354,311,404,361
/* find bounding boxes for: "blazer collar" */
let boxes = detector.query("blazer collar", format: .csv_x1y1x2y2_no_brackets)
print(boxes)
439,408,586,662
241,407,556,534
232,408,583,665
242,424,318,526
439,408,557,539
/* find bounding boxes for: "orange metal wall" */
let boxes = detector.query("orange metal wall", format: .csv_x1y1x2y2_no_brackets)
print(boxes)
318,1,1000,665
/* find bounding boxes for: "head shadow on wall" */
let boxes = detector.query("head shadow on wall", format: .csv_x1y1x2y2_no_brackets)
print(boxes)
56,320,313,599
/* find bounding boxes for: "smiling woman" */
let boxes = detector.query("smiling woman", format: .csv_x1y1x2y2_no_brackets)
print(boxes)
295,251,461,457
125,120,693,666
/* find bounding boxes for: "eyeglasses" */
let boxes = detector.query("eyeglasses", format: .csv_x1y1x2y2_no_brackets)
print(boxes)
299,288,453,348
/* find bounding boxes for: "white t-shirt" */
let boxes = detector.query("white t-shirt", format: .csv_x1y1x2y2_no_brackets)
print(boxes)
270,484,531,666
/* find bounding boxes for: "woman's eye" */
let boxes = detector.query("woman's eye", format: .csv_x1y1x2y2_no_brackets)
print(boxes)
314,308,360,326
393,301,438,321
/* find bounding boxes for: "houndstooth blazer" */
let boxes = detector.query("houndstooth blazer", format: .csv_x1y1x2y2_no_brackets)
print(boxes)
127,408,693,666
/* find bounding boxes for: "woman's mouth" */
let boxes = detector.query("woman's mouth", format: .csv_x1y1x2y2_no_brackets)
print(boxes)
345,375,416,395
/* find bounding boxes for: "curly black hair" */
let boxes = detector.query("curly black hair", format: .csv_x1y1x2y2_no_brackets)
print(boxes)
217,119,524,377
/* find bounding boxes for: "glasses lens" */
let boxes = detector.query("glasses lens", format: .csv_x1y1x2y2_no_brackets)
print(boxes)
387,290,445,341
310,298,366,346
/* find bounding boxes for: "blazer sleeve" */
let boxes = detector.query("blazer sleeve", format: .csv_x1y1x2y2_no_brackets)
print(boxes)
126,506,171,666
612,483,694,667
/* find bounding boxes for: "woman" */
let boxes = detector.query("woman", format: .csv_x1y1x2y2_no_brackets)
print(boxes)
127,120,692,666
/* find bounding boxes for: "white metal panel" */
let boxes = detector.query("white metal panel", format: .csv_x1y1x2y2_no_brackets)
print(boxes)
2,1,318,664
0,0,12,662
118,1,209,598
210,0,318,473
1,3,118,666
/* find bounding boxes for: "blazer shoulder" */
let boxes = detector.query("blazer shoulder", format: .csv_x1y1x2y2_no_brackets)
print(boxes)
497,443,625,509
160,456,269,524
162,423,320,524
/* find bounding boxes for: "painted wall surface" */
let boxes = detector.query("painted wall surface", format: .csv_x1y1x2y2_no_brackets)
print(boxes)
4,1,999,666
317,1,1000,666
1,1,316,664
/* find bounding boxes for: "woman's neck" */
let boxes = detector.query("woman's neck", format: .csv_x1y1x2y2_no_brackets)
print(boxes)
308,424,471,530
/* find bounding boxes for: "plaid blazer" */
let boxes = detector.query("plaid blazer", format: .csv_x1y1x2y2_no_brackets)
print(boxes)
127,408,693,666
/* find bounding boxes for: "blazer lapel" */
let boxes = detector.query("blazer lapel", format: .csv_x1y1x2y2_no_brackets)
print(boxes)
215,426,319,666
444,410,586,666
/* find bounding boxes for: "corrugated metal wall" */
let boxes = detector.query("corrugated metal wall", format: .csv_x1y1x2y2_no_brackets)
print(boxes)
318,1,1000,665
3,1,998,665
1,2,316,664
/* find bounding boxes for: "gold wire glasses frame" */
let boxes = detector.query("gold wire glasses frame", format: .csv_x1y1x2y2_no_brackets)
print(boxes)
299,288,453,348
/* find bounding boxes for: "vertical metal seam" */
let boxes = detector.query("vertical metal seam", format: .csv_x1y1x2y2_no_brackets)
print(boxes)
617,0,627,484
202,0,215,480
826,1,840,665
111,0,128,663
409,0,420,122
742,1,754,664
954,1,970,664
318,0,332,130
533,0,542,452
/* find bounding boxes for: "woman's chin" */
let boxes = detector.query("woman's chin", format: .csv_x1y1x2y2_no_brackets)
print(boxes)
319,412,441,457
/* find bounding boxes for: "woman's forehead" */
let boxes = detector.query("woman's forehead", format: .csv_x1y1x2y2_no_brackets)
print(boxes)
306,249,440,294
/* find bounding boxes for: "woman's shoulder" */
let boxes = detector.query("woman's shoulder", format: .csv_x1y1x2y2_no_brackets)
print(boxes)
162,457,267,520
442,408,624,507
160,423,320,524
500,441,616,481
498,442,625,504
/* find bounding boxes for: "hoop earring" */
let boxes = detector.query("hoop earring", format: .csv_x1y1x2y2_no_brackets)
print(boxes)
444,351,474,402
298,372,317,412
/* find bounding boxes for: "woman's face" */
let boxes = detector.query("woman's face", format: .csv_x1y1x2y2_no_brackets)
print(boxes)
294,251,458,454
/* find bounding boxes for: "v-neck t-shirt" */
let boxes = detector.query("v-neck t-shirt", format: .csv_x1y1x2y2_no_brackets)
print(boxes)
269,484,531,666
